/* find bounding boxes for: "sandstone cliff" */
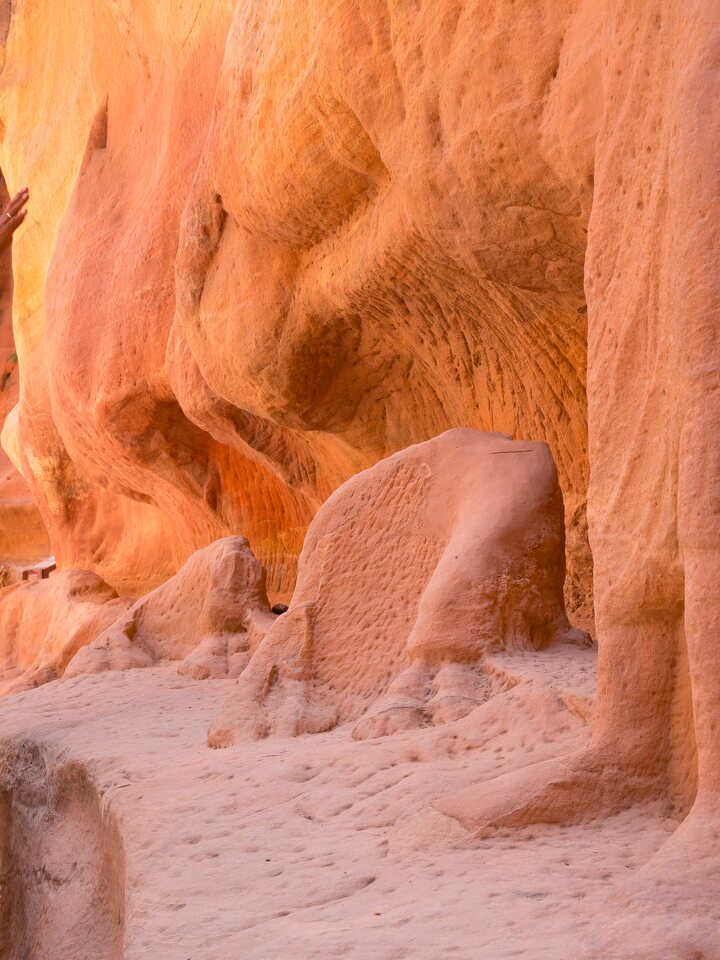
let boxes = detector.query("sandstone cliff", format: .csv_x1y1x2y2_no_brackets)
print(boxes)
0,172,49,568
0,2,717,959
0,0,592,620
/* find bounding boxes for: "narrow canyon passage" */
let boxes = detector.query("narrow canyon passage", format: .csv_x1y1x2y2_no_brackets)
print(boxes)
0,1,716,958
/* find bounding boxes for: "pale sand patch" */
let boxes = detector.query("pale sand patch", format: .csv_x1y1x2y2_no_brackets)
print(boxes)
0,647,675,960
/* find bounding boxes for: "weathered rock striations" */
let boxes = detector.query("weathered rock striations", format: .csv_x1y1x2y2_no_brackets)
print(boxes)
0,0,591,618
0,1,717,958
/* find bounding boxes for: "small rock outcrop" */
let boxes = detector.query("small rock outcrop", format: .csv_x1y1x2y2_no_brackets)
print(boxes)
67,536,274,680
209,430,585,745
0,570,129,696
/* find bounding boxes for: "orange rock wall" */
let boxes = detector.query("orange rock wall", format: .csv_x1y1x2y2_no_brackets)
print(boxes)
0,5,718,954
0,169,50,564
0,0,593,617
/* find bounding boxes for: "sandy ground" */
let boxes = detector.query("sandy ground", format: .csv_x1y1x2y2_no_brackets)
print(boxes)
0,645,677,959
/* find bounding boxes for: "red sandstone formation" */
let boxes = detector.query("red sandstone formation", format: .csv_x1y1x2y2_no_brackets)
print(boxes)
209,429,587,745
0,1,717,958
0,174,49,570
0,0,592,620
0,570,129,696
67,536,274,680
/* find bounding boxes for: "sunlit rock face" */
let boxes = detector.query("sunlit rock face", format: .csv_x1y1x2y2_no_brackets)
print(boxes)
0,2,718,958
0,173,50,567
0,0,592,620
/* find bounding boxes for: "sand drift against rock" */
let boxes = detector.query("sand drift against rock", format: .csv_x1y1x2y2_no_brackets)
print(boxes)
0,1,718,958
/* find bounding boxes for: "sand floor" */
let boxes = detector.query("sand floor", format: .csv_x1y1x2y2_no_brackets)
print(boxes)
0,646,678,959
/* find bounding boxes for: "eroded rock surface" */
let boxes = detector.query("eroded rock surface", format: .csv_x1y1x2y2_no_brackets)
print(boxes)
0,1,716,957
67,536,274,680
0,742,125,960
0,0,591,622
0,570,130,696
209,430,586,745
0,172,49,570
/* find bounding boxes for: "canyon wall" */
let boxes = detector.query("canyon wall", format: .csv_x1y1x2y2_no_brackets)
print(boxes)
0,172,49,567
0,0,593,619
0,0,715,799
0,2,718,955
